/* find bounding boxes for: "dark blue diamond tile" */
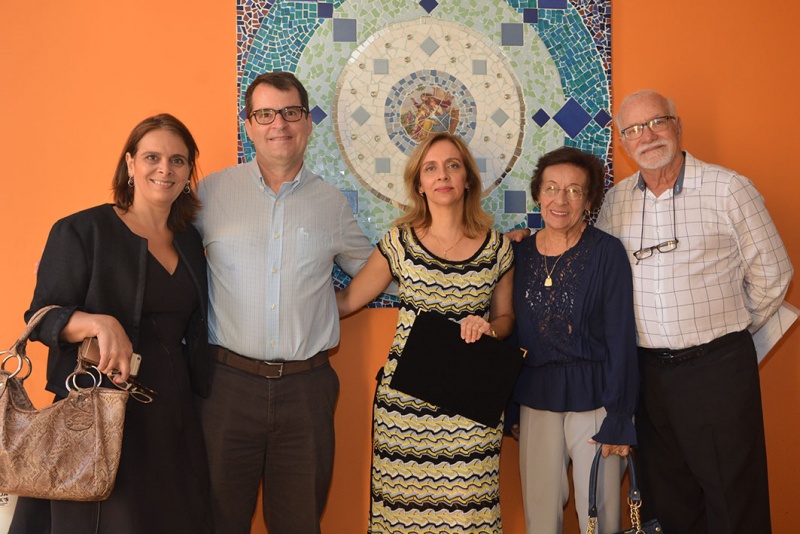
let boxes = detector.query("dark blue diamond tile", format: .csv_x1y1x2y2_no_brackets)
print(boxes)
553,99,592,139
593,109,612,127
532,109,550,127
419,0,438,14
310,105,327,125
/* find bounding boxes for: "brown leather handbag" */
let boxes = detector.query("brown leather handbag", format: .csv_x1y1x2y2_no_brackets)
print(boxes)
0,306,129,501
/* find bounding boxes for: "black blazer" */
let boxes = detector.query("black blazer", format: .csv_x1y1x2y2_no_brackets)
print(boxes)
25,204,212,398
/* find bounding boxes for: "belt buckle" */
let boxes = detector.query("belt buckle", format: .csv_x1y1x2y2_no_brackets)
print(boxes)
263,361,284,379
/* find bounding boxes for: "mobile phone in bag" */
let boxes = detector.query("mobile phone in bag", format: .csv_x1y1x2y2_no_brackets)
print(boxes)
78,337,141,378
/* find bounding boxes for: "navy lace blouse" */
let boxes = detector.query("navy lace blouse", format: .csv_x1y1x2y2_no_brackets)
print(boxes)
512,224,638,445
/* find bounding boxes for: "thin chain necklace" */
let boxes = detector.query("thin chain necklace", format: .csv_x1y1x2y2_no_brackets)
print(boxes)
540,228,581,287
542,251,565,287
431,231,465,259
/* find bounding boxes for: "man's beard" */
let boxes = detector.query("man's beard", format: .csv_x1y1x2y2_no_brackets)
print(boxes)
635,139,677,170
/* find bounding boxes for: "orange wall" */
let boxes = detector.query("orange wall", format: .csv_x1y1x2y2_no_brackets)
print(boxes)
1,1,797,532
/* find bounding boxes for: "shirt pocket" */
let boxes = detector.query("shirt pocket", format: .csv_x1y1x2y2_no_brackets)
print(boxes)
295,227,334,276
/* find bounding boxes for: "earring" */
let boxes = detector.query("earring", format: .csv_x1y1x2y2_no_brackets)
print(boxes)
419,189,425,196
584,208,591,217
128,176,134,187
183,181,191,194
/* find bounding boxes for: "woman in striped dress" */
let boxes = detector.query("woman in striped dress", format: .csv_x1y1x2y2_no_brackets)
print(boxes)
337,132,515,533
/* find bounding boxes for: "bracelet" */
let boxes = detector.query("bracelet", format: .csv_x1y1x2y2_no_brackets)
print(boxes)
490,329,497,338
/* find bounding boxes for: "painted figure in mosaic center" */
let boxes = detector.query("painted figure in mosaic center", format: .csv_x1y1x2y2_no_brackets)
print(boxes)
402,87,459,141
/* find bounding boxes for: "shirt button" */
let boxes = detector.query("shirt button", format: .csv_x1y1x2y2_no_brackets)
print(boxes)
276,201,281,206
272,268,278,274
273,233,279,239
270,304,276,310
270,340,276,347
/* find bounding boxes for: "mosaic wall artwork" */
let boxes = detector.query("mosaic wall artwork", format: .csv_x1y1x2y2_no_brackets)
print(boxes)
237,0,612,305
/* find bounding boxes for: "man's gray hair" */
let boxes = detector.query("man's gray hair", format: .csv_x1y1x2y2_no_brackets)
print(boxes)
615,90,676,130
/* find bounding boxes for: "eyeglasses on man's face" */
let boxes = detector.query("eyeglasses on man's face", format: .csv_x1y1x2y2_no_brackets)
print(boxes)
541,185,585,201
620,115,676,141
249,106,309,125
633,239,679,262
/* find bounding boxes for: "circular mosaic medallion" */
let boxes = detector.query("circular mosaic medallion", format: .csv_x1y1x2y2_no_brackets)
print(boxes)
386,70,477,153
333,17,525,208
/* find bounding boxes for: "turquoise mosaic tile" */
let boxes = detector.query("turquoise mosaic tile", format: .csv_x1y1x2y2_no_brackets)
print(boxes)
236,0,611,303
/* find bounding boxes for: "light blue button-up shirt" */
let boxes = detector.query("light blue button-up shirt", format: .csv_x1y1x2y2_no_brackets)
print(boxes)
196,160,373,361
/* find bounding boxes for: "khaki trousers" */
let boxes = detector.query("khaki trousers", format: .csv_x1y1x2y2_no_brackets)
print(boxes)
519,406,624,534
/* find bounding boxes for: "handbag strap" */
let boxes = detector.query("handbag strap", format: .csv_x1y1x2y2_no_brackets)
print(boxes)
0,305,60,380
587,446,643,533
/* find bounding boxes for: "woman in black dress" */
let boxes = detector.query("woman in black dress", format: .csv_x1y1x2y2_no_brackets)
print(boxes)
10,114,213,533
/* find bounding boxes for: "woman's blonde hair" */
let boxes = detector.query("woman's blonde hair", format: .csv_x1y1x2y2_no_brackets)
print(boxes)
394,132,492,238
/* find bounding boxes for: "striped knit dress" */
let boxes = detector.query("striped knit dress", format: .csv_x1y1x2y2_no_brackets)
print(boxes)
369,226,514,533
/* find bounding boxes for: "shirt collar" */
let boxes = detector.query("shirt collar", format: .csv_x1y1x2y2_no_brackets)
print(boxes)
245,159,307,195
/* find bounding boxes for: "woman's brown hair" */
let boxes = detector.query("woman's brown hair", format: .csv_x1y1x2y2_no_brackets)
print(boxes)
111,113,201,232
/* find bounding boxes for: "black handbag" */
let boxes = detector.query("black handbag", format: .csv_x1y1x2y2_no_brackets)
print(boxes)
587,447,663,534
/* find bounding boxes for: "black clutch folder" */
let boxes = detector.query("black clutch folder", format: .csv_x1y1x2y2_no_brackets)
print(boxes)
390,311,526,427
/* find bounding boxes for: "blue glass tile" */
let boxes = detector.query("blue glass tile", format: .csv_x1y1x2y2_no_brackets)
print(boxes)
419,0,438,14
504,190,527,213
539,0,567,9
527,213,543,229
553,98,592,139
523,8,538,23
593,109,612,127
317,2,333,18
310,105,328,125
532,108,550,127
501,23,524,46
333,18,357,42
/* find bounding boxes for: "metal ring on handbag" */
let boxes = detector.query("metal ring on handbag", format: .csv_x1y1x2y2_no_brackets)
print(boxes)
0,351,32,381
65,365,102,393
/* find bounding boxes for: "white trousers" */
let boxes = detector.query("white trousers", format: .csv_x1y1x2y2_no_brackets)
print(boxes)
519,406,624,534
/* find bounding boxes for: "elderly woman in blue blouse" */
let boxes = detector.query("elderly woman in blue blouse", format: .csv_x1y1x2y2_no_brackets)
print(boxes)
511,146,638,534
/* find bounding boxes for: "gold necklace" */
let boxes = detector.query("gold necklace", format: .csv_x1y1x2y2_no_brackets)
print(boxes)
431,231,465,259
542,251,565,287
540,225,585,287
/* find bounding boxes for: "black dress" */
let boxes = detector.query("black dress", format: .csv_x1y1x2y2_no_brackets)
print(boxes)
11,253,212,533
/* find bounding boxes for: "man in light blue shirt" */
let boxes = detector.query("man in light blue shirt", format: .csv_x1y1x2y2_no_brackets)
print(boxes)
195,72,374,534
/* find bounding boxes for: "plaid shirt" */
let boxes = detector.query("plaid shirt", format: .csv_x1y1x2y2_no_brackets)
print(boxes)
597,152,793,350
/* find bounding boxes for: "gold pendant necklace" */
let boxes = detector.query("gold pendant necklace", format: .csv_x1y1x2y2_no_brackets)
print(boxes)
540,225,584,287
431,231,465,259
542,251,565,287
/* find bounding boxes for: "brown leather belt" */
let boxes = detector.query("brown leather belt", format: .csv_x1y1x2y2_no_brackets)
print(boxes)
212,345,329,378
639,330,746,365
